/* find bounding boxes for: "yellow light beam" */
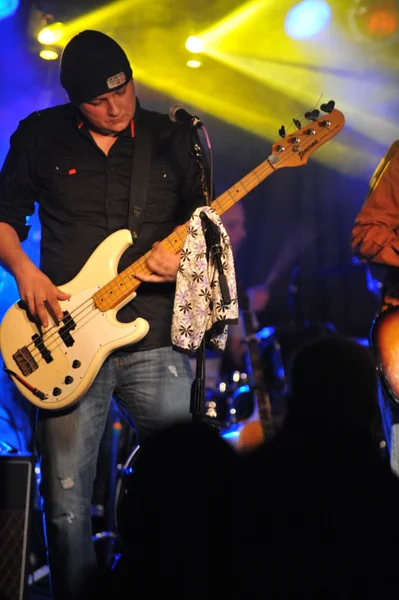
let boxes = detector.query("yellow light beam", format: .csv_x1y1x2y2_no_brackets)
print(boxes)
204,50,398,149
59,0,146,46
199,0,268,47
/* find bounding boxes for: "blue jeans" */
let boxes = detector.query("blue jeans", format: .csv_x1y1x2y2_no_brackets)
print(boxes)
36,346,193,600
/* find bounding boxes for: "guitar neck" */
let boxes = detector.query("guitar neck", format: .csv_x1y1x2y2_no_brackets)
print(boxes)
93,158,276,312
242,307,275,441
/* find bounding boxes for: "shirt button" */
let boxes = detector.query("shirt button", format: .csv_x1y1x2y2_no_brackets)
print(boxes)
109,166,114,172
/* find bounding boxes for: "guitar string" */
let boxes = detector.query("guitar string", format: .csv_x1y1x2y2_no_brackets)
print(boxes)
26,281,142,365
27,300,98,364
21,259,152,359
16,115,340,369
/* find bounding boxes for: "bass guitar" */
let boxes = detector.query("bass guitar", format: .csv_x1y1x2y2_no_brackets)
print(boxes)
0,104,345,410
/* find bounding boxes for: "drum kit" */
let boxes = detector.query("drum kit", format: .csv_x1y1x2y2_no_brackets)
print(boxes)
202,325,287,441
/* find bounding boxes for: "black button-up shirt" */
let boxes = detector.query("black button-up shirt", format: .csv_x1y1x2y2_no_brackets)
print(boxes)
0,101,207,351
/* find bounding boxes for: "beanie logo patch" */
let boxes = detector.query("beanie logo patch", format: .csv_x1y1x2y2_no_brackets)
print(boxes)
107,72,127,89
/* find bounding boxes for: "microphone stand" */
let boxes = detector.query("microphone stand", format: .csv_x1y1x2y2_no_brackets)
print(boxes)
200,212,231,306
190,212,231,431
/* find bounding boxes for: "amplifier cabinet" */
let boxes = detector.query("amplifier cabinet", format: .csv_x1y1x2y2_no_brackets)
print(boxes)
0,453,35,600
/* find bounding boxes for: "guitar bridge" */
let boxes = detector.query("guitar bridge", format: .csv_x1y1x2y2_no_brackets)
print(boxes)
13,347,38,377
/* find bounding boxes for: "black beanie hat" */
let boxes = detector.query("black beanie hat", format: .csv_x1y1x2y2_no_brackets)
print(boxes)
60,30,133,104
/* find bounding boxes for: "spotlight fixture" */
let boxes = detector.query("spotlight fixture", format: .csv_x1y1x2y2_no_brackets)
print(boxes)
348,0,399,45
0,0,19,21
39,47,59,61
38,22,65,45
186,59,202,69
185,35,204,53
284,0,332,40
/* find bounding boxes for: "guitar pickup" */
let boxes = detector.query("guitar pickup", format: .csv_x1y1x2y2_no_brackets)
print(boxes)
32,333,53,364
58,311,76,347
18,299,43,336
13,347,38,377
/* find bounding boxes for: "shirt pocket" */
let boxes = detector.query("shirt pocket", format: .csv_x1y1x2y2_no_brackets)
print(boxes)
37,157,104,218
145,158,181,222
149,158,179,186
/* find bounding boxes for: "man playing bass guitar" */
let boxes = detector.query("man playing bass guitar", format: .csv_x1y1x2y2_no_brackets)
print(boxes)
0,30,207,600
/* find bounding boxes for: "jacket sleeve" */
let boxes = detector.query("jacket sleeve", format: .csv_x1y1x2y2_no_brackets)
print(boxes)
0,114,39,241
351,142,399,267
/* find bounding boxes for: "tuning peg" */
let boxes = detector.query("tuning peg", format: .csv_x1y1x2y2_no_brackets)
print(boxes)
305,109,320,121
320,100,335,113
279,125,286,138
293,118,301,129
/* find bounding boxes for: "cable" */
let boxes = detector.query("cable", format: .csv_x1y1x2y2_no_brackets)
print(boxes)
200,125,214,204
0,410,23,451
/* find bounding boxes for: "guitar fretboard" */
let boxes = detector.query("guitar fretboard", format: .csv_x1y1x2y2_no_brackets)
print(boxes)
93,159,275,312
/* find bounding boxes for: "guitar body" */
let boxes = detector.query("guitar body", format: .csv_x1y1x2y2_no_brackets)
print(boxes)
0,230,149,410
371,305,399,405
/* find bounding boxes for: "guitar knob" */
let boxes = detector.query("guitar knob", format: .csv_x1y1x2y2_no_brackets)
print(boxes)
53,387,62,396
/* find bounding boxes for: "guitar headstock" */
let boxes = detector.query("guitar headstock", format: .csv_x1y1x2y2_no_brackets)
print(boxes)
269,100,344,169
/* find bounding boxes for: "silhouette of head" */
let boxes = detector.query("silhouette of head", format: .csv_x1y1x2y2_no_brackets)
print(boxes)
285,333,380,436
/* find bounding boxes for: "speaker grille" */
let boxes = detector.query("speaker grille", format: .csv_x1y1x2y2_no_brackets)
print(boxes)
0,455,34,600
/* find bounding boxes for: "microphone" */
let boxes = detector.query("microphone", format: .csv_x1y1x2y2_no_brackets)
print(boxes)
169,104,203,129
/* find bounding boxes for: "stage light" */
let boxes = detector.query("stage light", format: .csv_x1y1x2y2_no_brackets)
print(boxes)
0,0,19,21
186,59,202,68
348,0,399,44
284,0,332,40
39,48,59,60
38,22,65,45
185,35,204,53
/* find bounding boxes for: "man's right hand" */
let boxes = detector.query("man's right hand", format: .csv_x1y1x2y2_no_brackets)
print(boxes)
14,262,71,328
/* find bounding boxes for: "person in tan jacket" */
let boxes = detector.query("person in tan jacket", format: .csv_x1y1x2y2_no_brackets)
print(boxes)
352,141,399,476
352,141,399,311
